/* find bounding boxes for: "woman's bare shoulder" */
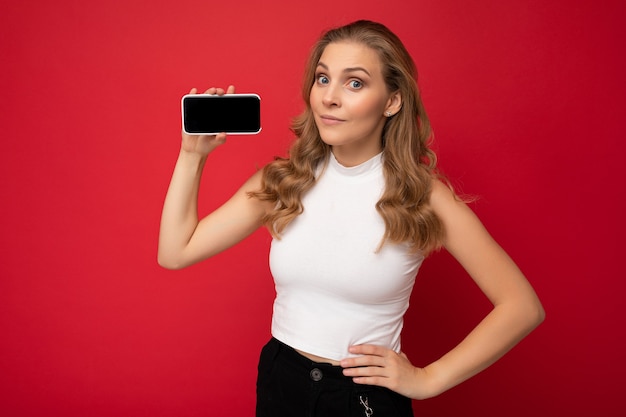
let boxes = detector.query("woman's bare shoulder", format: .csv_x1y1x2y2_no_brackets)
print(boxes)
429,178,461,209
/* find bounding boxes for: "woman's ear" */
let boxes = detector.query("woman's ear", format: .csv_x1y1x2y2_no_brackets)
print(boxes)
384,91,402,117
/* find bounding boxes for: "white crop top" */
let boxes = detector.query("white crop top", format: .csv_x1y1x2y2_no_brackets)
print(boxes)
269,152,424,361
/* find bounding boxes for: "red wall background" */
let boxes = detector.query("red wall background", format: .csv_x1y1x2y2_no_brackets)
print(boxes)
1,0,624,415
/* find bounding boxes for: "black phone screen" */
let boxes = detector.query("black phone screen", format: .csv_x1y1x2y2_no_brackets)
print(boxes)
182,94,261,134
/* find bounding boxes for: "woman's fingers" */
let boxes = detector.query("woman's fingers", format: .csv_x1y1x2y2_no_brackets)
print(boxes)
203,87,231,95
200,86,236,95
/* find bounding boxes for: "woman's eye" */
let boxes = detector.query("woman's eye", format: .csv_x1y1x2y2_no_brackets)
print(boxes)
349,80,363,89
317,75,329,85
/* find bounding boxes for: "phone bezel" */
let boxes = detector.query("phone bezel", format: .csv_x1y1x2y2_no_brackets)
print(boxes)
181,93,262,135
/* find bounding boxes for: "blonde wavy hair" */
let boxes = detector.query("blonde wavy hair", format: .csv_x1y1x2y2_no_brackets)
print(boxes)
250,20,445,253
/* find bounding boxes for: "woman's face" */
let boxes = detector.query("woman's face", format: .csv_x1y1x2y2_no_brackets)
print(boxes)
310,41,398,166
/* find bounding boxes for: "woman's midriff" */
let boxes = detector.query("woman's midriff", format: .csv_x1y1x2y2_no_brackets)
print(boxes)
295,349,342,366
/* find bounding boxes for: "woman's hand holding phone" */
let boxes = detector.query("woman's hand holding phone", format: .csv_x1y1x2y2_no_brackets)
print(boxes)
181,85,236,156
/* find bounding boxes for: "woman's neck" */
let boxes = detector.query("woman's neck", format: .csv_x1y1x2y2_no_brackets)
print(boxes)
330,143,382,167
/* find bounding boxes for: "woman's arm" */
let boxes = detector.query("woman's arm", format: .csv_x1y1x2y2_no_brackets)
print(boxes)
342,180,545,399
417,179,545,395
157,86,269,270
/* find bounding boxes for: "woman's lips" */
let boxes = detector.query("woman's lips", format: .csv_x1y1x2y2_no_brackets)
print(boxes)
319,114,345,125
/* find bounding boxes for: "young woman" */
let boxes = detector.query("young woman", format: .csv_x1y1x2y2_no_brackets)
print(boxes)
158,20,544,417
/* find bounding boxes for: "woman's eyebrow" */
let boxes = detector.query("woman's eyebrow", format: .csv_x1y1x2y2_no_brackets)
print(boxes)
316,62,371,77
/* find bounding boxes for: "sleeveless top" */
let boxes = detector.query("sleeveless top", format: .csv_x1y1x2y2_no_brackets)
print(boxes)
269,152,424,360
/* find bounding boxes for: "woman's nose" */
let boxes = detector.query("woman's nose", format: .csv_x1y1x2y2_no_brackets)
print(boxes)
322,84,341,107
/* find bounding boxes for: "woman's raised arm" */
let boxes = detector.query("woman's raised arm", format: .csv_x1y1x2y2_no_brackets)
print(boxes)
157,86,269,270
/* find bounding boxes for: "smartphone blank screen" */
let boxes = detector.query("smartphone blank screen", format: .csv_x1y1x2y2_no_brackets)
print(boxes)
182,94,261,135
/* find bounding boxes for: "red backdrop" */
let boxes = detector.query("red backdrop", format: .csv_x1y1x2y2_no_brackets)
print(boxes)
1,0,624,415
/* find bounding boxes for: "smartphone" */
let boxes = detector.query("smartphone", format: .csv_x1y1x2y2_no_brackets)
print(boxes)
181,93,262,135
